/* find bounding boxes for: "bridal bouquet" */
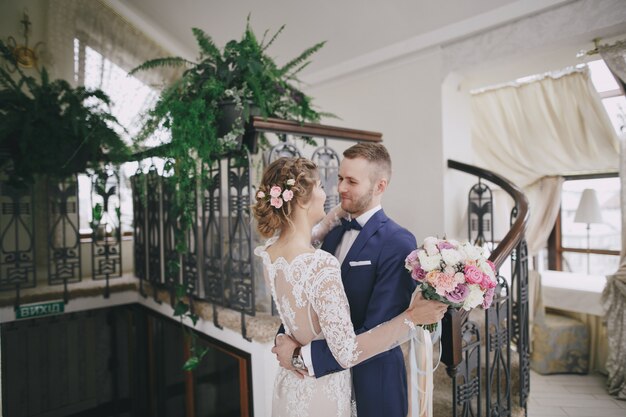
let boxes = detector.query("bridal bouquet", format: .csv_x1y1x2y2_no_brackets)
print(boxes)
405,237,497,331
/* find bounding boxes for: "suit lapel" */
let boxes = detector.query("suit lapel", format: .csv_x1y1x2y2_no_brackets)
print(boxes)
321,226,345,255
340,209,388,278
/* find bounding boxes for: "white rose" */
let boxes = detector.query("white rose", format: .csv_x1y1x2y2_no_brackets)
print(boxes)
460,242,480,261
423,237,439,256
444,265,456,276
462,284,484,311
478,259,496,280
418,251,442,271
441,248,463,266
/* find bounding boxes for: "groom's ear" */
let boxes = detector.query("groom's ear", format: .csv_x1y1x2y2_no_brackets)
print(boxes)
374,178,388,195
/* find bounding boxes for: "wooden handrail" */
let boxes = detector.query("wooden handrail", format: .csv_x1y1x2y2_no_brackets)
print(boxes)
447,159,529,270
251,117,382,143
131,118,382,161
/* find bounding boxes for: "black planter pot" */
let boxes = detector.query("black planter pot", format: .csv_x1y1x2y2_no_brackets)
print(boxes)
217,101,261,153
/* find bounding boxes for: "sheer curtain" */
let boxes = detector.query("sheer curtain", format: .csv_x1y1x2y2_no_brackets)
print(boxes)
599,41,626,400
472,67,619,257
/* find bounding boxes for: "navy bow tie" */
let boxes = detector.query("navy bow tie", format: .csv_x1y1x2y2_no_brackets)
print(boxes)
340,218,362,231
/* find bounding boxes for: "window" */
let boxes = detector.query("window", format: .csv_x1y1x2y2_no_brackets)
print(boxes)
546,59,623,276
73,37,161,236
548,175,620,276
587,59,626,134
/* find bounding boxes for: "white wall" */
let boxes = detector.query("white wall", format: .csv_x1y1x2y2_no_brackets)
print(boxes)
309,48,447,241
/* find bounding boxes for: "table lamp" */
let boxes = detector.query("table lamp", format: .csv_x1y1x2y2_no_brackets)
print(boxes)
574,188,603,274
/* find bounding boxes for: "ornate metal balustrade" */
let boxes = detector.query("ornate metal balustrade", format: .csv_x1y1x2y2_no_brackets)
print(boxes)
444,159,530,417
130,117,381,338
1,164,126,306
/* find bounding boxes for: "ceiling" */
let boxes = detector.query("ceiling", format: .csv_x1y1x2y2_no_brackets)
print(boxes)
109,0,562,80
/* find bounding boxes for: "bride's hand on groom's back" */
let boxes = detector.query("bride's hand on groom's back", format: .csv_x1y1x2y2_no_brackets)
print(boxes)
407,292,448,325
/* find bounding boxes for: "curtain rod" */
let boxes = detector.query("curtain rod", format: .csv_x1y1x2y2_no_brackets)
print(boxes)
577,37,626,57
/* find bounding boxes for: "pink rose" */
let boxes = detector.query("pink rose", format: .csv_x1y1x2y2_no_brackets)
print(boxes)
411,266,426,281
464,265,483,285
269,186,282,198
480,274,497,290
256,191,266,199
482,287,495,309
282,189,294,202
270,197,283,209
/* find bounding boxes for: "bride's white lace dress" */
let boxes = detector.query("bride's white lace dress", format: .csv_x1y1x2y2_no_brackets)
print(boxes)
255,237,415,417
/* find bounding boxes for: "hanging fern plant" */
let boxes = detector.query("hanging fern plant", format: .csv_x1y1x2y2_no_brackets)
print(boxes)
0,40,130,188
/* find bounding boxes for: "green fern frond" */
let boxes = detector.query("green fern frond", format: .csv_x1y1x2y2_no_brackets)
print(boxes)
129,57,193,76
191,27,221,60
261,25,285,52
279,41,326,77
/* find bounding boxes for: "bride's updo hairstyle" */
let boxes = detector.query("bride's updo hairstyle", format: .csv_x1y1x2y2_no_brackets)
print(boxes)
253,157,318,238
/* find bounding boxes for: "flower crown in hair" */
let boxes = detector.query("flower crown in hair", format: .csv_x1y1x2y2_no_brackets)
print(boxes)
256,179,295,209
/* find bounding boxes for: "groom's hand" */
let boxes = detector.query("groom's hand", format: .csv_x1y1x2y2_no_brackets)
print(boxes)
272,334,307,378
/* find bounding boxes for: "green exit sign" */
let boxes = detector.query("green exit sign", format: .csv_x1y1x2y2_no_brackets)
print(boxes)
15,301,65,319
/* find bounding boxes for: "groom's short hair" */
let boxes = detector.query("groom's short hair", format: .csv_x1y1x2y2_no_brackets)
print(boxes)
343,142,392,183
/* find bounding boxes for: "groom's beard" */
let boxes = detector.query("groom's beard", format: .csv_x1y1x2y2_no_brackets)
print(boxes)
342,187,374,216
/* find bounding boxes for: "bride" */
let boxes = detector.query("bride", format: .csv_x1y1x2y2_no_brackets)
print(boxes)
253,157,447,417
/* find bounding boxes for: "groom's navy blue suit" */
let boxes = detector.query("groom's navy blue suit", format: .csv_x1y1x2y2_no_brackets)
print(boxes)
313,209,417,417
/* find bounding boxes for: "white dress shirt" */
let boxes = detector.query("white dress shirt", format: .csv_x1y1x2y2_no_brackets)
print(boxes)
301,205,382,375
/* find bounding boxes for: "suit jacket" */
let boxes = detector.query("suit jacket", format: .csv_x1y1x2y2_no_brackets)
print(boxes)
312,209,417,417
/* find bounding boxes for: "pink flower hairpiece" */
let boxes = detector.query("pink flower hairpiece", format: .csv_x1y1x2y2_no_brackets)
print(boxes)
256,178,295,209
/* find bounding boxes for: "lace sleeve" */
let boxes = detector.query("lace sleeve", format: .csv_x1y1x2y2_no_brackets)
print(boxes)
311,204,346,247
310,252,416,369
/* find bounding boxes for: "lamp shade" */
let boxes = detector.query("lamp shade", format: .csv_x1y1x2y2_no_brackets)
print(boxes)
574,188,603,224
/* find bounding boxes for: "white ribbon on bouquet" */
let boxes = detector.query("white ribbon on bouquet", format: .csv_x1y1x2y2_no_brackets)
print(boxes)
409,322,442,417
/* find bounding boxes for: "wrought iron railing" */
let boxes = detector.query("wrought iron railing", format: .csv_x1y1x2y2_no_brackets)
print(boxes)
444,159,530,417
129,117,382,338
0,118,380,337
0,165,126,306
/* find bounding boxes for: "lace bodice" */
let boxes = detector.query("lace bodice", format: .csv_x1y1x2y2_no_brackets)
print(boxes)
255,238,416,369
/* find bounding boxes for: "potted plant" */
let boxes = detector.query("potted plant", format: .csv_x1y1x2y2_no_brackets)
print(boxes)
0,41,130,188
130,16,331,154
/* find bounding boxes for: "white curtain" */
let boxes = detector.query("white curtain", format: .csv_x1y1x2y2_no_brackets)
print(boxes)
599,41,626,400
472,68,619,189
524,176,565,256
472,68,619,256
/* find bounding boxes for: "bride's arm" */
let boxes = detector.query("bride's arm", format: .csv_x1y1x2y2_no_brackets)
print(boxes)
311,204,346,247
310,254,444,370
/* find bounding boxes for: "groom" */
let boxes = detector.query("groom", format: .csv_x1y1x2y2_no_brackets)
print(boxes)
273,142,419,417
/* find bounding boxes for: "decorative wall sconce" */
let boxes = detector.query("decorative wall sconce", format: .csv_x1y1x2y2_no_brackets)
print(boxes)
4,9,45,72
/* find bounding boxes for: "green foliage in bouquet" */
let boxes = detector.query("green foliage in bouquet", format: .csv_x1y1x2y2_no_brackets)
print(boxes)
0,40,130,188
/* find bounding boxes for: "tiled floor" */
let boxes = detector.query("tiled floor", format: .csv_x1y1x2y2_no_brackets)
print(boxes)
528,370,626,417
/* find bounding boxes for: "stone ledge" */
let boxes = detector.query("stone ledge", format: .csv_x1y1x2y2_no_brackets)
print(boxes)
146,283,281,344
0,277,281,344
0,274,139,308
